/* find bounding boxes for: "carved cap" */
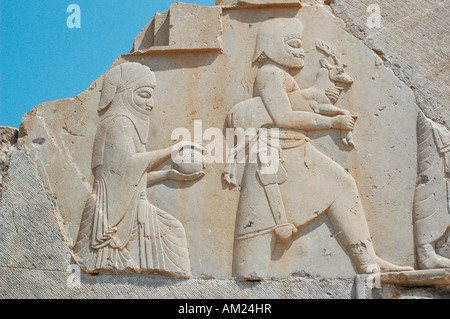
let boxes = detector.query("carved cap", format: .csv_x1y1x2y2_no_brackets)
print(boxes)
98,62,156,112
253,18,304,68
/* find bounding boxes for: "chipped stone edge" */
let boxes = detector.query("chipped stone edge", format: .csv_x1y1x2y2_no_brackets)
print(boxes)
0,127,19,203
326,1,448,130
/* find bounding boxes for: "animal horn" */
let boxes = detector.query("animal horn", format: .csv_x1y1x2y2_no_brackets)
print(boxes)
316,40,343,66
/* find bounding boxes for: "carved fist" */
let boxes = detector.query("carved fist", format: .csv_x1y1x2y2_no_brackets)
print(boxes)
274,224,298,242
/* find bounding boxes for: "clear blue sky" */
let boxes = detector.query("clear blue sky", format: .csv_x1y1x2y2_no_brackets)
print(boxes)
0,1,214,128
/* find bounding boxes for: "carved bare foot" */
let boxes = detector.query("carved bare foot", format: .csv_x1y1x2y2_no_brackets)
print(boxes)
417,243,450,269
359,257,414,274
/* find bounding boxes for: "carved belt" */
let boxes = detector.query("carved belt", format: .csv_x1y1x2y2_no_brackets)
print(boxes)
258,129,312,168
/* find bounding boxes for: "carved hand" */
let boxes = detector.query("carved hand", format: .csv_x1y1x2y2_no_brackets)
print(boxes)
274,224,298,243
167,169,205,182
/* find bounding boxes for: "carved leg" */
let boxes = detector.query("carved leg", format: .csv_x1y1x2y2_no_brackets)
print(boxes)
417,243,450,269
232,232,275,280
327,181,413,273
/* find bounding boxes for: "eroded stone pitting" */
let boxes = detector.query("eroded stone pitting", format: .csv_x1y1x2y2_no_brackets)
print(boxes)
0,127,18,202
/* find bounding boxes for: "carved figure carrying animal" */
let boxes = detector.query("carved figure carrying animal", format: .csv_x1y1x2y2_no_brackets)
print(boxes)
224,41,356,186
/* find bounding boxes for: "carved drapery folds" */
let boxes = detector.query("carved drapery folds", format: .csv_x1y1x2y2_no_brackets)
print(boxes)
73,63,196,276
414,112,450,269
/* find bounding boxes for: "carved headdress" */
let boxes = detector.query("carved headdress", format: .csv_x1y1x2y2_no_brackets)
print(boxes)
98,62,156,144
253,18,305,69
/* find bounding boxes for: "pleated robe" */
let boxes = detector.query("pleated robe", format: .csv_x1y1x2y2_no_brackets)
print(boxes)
74,115,191,275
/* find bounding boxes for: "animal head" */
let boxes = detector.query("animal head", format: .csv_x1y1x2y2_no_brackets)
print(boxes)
316,40,354,85
319,58,354,85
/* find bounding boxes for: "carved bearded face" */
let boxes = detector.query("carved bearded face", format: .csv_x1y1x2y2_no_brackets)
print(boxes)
254,18,305,69
98,63,157,143
132,87,155,112
283,35,305,68
99,62,157,118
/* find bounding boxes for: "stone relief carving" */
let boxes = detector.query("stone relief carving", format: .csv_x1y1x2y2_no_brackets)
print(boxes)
226,18,413,280
73,62,204,276
14,2,442,282
309,40,355,147
130,3,223,55
226,40,355,135
414,111,450,269
217,0,302,6
223,38,356,186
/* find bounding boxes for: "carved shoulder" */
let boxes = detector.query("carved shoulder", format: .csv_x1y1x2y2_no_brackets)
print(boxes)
100,115,140,153
254,64,287,95
92,116,138,170
100,116,136,136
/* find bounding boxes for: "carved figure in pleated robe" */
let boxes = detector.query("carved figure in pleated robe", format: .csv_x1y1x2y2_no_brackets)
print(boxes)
74,62,204,276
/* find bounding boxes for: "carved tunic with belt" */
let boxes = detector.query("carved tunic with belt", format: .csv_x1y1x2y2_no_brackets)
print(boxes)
234,65,355,239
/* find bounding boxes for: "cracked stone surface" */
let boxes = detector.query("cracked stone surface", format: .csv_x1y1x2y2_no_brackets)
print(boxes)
0,127,18,202
330,0,450,128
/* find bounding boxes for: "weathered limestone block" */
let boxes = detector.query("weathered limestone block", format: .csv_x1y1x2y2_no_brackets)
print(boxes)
216,0,302,7
216,0,330,7
373,285,450,299
0,127,18,164
0,127,18,201
330,0,450,128
132,3,223,54
6,0,449,298
381,269,450,287
1,148,358,298
0,149,71,272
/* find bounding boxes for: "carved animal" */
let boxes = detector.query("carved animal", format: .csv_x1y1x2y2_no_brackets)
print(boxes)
305,41,356,147
226,41,354,144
